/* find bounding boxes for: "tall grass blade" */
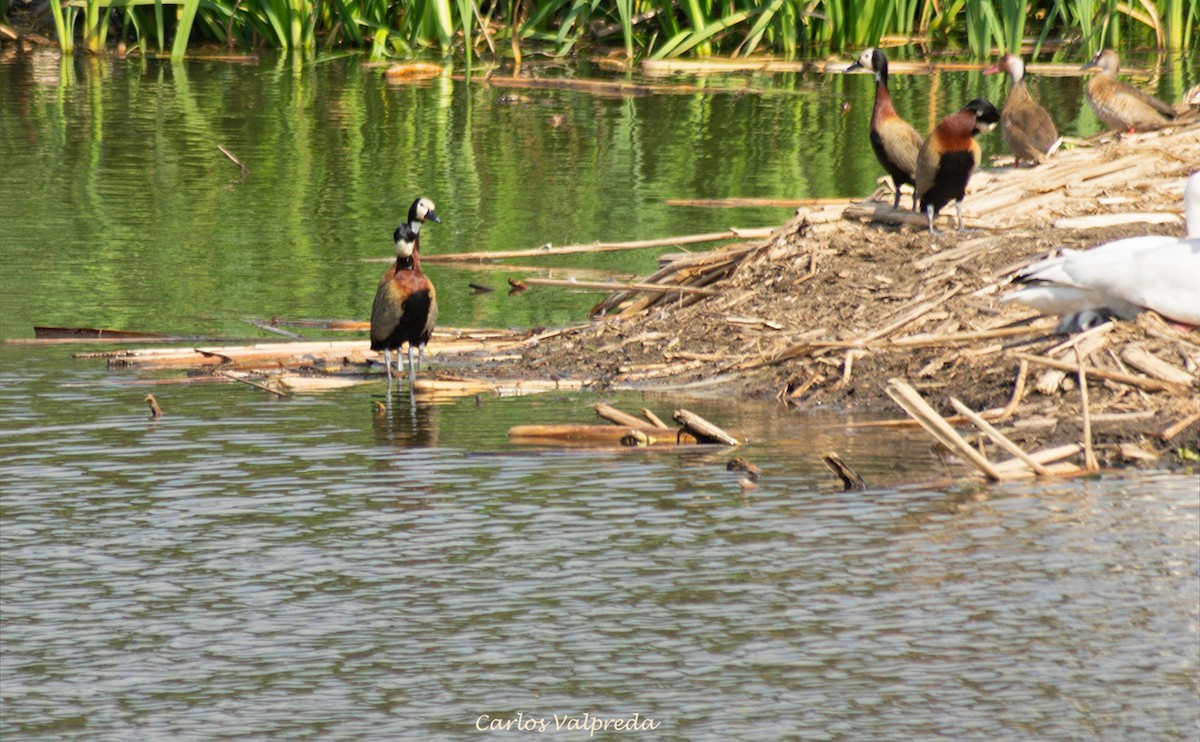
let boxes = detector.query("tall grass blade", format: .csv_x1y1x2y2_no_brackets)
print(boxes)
665,10,751,57
154,0,164,52
613,0,633,58
48,0,74,53
455,0,472,74
170,0,200,58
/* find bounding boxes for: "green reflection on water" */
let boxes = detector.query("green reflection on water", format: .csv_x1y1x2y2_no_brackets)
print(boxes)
3,50,1196,340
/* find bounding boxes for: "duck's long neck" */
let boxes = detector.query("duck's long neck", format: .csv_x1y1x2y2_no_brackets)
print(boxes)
410,236,422,271
873,73,897,117
397,220,424,271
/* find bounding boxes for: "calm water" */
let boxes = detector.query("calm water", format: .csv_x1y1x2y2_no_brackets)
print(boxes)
3,48,1200,740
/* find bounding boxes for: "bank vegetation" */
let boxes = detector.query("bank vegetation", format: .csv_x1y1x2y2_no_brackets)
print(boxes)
2,0,1196,61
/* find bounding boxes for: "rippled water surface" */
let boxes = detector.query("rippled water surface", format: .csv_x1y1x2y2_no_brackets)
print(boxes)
3,48,1199,740
2,345,1198,740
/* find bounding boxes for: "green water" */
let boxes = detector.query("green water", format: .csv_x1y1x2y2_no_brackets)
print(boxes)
4,49,1195,340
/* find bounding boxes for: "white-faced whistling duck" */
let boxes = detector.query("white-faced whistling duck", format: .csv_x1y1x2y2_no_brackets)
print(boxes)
1082,50,1176,133
846,48,924,210
915,98,1000,233
370,197,441,388
983,54,1060,166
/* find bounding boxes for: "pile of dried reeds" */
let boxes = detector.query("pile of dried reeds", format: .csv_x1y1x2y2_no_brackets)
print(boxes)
518,123,1200,469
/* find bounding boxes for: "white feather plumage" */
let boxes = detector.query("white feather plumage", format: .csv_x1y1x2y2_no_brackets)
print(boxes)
1002,172,1200,330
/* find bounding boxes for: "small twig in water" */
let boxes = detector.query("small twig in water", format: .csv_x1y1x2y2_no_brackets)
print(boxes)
217,145,249,176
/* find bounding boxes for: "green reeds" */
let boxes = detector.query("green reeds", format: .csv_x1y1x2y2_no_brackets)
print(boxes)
964,0,1027,54
42,0,1199,60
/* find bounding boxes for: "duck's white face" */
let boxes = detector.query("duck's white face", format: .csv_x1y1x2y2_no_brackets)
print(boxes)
1004,54,1025,81
856,49,875,71
1092,50,1119,75
415,198,437,221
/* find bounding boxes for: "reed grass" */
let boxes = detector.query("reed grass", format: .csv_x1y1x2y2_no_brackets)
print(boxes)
42,0,1198,59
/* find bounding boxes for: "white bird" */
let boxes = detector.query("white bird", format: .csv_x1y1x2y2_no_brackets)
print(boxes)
1002,172,1200,331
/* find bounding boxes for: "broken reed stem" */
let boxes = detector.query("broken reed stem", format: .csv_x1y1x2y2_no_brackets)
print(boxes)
249,321,303,339
217,145,249,174
885,378,1005,481
997,359,1029,422
950,398,1053,477
822,452,867,491
988,441,1084,470
835,349,858,389
672,409,739,446
594,402,646,427
217,371,288,397
508,424,687,444
423,229,769,263
523,278,720,295
665,197,854,209
1044,320,1115,356
1012,352,1188,394
641,408,668,428
890,321,1055,348
797,252,818,285
1120,346,1196,386
1160,411,1200,441
1076,348,1098,472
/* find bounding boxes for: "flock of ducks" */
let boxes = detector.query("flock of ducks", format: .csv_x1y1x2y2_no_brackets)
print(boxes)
848,48,1000,232
847,47,1184,231
370,51,1195,387
848,47,1197,332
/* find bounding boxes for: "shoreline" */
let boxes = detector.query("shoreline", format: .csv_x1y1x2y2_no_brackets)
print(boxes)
508,122,1200,467
31,122,1200,472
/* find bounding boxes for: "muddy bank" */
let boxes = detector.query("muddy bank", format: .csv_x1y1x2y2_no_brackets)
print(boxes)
509,123,1200,463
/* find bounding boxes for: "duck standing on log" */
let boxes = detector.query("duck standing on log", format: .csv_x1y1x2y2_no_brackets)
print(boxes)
370,197,441,388
846,48,924,210
983,54,1060,166
1082,49,1176,133
915,98,1001,233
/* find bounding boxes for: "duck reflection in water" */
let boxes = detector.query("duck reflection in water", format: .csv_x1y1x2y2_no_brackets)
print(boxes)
371,392,443,449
